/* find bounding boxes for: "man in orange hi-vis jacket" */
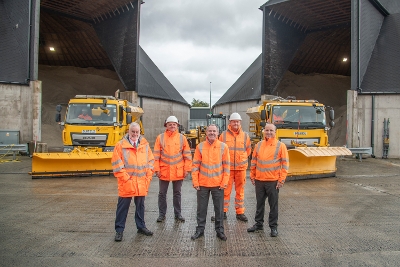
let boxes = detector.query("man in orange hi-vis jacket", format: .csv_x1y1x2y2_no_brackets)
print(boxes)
212,112,251,222
112,122,154,242
154,115,192,223
247,123,289,237
191,124,230,241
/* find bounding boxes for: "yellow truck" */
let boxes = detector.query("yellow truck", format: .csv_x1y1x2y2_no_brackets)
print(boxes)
31,95,144,177
184,113,227,150
246,95,351,180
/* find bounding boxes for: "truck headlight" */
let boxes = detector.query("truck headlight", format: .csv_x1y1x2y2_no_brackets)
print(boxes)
63,146,73,152
104,147,114,152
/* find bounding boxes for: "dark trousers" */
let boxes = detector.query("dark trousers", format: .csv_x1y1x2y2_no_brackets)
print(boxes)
196,186,224,233
254,180,279,229
115,196,146,232
158,179,183,217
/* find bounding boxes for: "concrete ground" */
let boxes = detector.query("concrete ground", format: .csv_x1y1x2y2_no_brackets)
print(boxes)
0,156,400,267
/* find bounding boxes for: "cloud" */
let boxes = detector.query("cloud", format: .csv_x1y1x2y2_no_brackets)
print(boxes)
140,0,267,105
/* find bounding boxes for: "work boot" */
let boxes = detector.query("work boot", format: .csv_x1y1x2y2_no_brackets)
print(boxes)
247,225,263,232
175,215,185,222
236,213,248,222
114,231,123,242
156,215,165,222
137,228,153,236
270,228,278,237
216,232,227,241
191,231,204,240
211,212,227,221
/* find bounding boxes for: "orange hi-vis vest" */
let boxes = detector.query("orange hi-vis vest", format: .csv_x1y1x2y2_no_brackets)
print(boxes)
111,135,154,197
153,130,192,181
250,138,289,184
192,139,230,188
219,125,251,170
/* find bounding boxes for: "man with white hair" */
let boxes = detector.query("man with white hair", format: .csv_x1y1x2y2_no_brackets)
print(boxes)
112,122,154,241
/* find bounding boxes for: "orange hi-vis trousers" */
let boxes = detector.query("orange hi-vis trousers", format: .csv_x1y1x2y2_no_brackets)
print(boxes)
224,170,246,214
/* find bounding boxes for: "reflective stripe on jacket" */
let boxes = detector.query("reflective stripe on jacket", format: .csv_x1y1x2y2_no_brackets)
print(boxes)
111,134,154,197
219,125,251,170
192,139,230,188
250,138,289,183
153,130,192,181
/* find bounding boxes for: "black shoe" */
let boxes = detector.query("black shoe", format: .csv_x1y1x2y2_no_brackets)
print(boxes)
211,212,227,221
236,213,248,222
270,228,278,237
114,232,123,242
156,215,165,222
191,231,204,240
137,228,153,236
175,215,185,222
247,225,264,232
216,232,227,241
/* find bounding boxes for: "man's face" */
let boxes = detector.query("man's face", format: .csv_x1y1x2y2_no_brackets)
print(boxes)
166,122,178,132
229,120,241,131
263,124,276,139
129,126,140,141
206,125,219,142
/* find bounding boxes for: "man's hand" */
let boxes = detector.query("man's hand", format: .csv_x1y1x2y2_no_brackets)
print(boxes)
194,186,200,191
250,179,255,186
184,171,188,178
276,181,284,189
155,171,160,178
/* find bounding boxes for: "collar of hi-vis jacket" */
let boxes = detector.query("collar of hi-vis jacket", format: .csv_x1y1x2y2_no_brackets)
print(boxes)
264,137,277,145
123,134,144,148
165,129,178,137
227,125,241,137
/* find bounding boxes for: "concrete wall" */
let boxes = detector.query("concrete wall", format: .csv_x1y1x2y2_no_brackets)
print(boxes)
347,90,400,158
0,81,41,144
141,98,189,147
214,100,259,137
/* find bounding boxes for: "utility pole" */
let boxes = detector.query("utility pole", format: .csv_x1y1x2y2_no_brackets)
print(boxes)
209,82,212,114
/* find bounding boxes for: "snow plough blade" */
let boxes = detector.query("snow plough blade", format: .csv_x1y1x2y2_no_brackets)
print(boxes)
31,152,113,178
287,147,352,180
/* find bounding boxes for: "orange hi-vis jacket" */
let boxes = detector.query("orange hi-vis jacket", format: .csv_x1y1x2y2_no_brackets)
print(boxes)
250,137,289,184
153,129,192,181
111,134,154,197
192,138,230,188
219,125,251,170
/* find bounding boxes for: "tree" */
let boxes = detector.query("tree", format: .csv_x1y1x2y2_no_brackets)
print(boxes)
191,98,209,107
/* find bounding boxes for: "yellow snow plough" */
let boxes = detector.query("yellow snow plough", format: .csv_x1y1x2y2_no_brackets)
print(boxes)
31,95,144,178
246,95,351,180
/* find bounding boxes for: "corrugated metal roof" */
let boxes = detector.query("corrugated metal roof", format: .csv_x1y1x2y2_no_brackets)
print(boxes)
360,13,400,93
214,54,261,107
374,0,400,14
138,47,189,106
262,0,351,78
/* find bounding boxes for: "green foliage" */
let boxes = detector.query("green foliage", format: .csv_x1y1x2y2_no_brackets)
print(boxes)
191,98,209,107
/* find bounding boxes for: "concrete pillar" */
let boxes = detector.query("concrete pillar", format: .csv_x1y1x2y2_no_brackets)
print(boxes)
32,80,42,142
346,89,358,148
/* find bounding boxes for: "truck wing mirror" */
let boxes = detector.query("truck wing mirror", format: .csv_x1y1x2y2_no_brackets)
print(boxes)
126,114,132,124
261,110,266,121
55,113,61,123
329,109,334,120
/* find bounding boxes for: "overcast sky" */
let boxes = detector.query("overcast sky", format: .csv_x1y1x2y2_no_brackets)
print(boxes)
139,0,268,106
